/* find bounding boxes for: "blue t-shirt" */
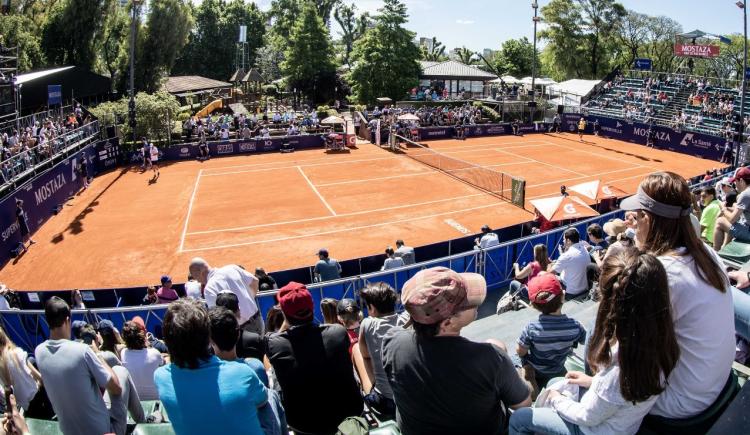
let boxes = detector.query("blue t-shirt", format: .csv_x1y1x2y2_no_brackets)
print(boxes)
154,356,267,435
314,258,341,281
518,314,587,374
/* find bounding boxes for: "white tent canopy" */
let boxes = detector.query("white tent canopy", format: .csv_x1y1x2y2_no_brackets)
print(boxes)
520,76,557,86
548,95,582,106
547,79,601,99
321,116,344,124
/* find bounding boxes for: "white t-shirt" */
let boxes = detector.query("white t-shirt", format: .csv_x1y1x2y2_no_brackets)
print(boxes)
0,294,10,310
121,347,163,400
184,281,202,299
3,347,38,410
150,146,159,162
552,242,590,295
478,233,499,249
204,265,259,325
650,249,735,418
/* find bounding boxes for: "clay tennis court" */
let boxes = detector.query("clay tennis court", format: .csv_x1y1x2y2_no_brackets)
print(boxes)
0,133,723,290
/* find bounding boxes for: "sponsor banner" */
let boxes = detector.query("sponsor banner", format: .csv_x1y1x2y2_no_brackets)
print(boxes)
0,145,99,267
160,135,325,161
94,138,120,172
47,85,62,106
674,43,720,58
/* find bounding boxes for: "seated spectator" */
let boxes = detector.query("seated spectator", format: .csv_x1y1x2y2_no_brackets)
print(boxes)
509,251,679,435
314,248,342,282
382,246,405,270
507,243,550,302
382,267,531,434
699,187,721,243
320,297,339,324
36,297,143,435
337,298,362,354
216,292,264,360
357,283,400,419
394,239,416,265
254,267,278,291
156,275,179,304
0,326,41,412
142,286,157,305
714,167,750,250
264,282,363,434
71,289,86,309
585,223,609,289
265,305,286,334
155,299,267,435
97,319,126,357
208,307,287,435
120,320,164,400
619,172,734,422
516,274,586,398
550,228,591,297
474,224,500,249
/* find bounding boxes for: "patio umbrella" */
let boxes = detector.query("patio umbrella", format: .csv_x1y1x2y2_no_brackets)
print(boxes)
321,116,344,125
397,113,420,121
530,195,600,222
567,180,628,201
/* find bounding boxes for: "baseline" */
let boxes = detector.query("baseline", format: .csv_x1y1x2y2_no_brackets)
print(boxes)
178,169,203,252
297,166,337,216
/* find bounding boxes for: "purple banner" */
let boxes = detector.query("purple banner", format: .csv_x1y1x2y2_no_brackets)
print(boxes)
161,135,325,161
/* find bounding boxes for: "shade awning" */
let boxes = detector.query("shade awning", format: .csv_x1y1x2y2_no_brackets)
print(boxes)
321,116,344,124
398,113,420,121
530,195,599,222
567,180,628,201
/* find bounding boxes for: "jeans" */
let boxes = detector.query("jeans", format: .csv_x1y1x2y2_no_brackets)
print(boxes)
510,280,529,300
509,407,583,435
733,286,750,341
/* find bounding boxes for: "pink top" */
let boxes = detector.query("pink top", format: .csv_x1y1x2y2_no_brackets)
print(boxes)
524,261,543,284
156,286,179,304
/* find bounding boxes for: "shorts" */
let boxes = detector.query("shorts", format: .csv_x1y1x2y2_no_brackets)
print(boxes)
731,223,750,242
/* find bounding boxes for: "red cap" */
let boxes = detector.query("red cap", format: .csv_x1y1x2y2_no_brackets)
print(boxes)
131,316,146,331
527,274,563,304
729,167,750,184
278,282,314,321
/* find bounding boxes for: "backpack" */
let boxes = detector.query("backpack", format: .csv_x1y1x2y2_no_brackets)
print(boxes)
336,416,370,435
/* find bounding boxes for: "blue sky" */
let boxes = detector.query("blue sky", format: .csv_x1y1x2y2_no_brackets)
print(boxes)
255,0,744,51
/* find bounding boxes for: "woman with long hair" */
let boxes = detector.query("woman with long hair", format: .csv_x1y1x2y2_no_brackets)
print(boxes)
0,326,42,412
508,244,551,299
320,298,339,325
510,250,680,434
619,171,734,420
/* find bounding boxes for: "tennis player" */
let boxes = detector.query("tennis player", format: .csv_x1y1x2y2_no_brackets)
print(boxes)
577,117,587,141
141,137,152,171
149,143,160,179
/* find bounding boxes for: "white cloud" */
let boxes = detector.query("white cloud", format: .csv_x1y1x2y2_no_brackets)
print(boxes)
455,19,475,25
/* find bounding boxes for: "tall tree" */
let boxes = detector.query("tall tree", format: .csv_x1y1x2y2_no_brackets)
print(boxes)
0,14,45,71
348,0,421,103
41,0,108,69
613,10,648,70
334,3,369,66
455,46,476,64
312,0,340,27
137,0,193,92
282,1,336,103
643,15,682,73
420,37,447,62
98,1,130,91
495,37,535,77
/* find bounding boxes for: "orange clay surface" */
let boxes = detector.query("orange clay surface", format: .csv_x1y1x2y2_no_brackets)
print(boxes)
0,133,724,290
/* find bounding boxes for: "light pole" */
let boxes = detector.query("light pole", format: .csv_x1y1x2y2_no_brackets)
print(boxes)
531,1,540,124
736,1,747,167
128,0,142,145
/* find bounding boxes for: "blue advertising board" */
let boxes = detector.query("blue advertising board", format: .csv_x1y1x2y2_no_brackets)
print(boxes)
160,134,326,161
634,58,652,70
47,85,62,106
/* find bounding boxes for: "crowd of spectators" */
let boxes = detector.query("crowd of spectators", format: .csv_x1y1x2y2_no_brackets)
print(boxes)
182,109,332,143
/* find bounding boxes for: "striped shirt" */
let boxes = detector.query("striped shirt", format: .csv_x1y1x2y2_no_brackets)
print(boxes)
518,314,586,374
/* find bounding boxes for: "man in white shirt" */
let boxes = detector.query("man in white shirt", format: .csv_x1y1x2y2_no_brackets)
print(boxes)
474,225,500,250
550,228,591,297
189,257,263,335
394,239,416,265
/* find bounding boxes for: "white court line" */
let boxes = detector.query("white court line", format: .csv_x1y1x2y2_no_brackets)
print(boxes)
297,166,337,216
493,148,589,177
432,143,549,155
178,169,203,252
527,165,646,189
541,138,661,170
201,155,399,175
316,170,436,187
201,165,299,177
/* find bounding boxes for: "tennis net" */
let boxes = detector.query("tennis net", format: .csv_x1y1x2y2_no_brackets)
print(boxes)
394,134,527,209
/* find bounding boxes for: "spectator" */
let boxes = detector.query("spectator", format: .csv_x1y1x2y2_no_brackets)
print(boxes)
120,320,164,400
601,219,634,262
510,251,680,435
184,274,202,300
619,172,734,423
381,246,405,271
699,187,721,243
142,286,157,305
337,298,362,354
550,228,591,297
394,239,416,265
255,268,278,291
71,289,86,309
585,223,608,290
313,248,342,282
156,275,178,304
265,305,285,334
155,299,267,435
207,307,288,435
216,292,264,360
35,297,143,435
320,297,339,324
0,326,41,412
714,167,750,250
506,244,550,301
516,274,586,398
475,224,500,249
97,319,126,357
264,282,363,434
3,392,31,435
382,267,531,434
189,257,263,335
358,282,400,419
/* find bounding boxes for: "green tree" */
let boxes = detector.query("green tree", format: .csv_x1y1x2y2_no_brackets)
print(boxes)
334,3,369,66
98,2,130,92
348,0,421,103
137,0,193,92
41,0,107,69
613,10,648,70
0,14,45,71
89,90,180,142
420,37,447,62
455,46,476,64
312,0,340,27
282,1,337,103
495,37,535,77
256,45,284,83
643,15,682,73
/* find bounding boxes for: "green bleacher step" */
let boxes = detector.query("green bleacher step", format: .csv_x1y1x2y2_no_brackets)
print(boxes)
718,241,750,268
25,418,63,435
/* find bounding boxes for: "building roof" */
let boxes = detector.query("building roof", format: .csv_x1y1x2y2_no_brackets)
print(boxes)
229,68,246,82
163,76,232,95
16,66,75,85
419,60,497,80
242,68,264,83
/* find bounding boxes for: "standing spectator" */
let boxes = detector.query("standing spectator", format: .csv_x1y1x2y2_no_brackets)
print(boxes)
255,268,278,291
381,246,405,271
0,326,41,412
475,224,500,249
394,239,416,265
358,283,400,419
320,298,339,324
156,275,178,304
35,297,143,435
15,200,34,250
142,286,157,305
313,248,342,282
215,292,264,361
619,172,734,424
120,321,163,400
550,228,592,297
713,167,750,249
382,267,531,435
699,187,721,243
77,160,89,191
264,282,363,434
155,299,267,435
189,258,263,335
